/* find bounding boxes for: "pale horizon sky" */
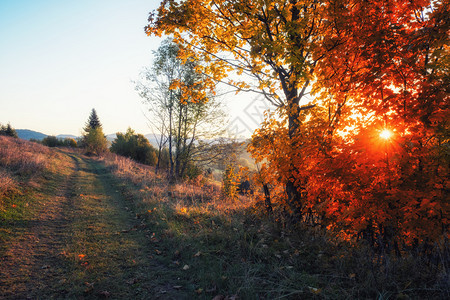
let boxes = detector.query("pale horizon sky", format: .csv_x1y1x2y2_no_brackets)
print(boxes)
0,0,269,138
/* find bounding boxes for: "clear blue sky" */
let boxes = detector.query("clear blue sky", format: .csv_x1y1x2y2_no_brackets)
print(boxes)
0,0,268,138
0,0,163,136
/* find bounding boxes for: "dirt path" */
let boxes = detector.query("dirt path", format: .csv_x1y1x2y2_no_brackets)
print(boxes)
0,152,182,299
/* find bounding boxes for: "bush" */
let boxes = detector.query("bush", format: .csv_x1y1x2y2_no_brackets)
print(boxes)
110,128,157,165
63,138,77,148
82,127,108,156
42,136,78,148
223,163,239,199
42,136,60,147
184,162,202,180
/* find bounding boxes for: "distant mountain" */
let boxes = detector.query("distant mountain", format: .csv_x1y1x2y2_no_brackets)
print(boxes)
16,129,47,141
106,132,161,148
57,134,79,140
145,134,162,148
106,133,117,142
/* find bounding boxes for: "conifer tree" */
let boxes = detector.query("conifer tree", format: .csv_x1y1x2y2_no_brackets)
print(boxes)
81,109,107,155
0,123,18,138
84,109,102,132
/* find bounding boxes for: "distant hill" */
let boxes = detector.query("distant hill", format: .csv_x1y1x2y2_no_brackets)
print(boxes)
57,134,79,140
145,134,162,148
106,133,117,142
106,133,161,148
16,129,47,141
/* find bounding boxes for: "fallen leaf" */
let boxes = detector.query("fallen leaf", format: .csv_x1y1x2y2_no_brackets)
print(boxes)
182,264,190,270
173,285,182,290
195,288,203,294
194,251,202,257
308,286,321,294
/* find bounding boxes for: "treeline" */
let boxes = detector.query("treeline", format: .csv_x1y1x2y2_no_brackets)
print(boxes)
0,123,18,138
40,136,78,148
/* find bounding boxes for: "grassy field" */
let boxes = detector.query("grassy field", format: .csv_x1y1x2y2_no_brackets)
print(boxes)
0,136,448,299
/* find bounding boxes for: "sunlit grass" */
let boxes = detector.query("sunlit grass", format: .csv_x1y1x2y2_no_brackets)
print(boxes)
1,138,446,299
98,151,448,299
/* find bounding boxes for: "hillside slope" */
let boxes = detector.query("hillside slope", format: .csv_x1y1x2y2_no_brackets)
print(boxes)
0,136,447,299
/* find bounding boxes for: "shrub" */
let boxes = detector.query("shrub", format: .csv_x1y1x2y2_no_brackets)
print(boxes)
42,136,78,148
110,128,157,165
223,163,239,199
42,136,60,147
63,138,77,148
82,127,108,156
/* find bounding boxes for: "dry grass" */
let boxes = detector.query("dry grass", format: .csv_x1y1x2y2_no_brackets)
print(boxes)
99,152,255,214
95,152,449,299
0,170,17,199
0,136,65,211
0,136,53,174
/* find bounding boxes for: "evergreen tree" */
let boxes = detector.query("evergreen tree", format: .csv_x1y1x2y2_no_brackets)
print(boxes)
84,109,102,132
0,123,18,138
81,109,108,155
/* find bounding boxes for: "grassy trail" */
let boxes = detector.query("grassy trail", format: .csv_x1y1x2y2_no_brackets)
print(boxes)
0,152,181,299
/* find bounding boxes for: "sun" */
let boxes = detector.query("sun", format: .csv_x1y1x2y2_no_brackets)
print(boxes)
380,129,392,140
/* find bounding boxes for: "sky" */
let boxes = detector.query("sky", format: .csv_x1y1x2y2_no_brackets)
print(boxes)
0,0,270,138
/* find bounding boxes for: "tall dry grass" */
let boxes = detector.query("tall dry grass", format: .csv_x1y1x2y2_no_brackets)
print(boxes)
98,152,448,299
0,136,51,175
0,136,61,210
99,152,254,213
0,170,17,197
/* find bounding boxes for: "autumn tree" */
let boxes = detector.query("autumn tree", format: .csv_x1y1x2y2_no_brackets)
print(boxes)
148,0,449,250
136,39,227,179
251,0,449,250
147,0,351,214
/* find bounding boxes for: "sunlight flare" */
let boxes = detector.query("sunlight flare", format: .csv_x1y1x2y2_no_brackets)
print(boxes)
380,129,392,140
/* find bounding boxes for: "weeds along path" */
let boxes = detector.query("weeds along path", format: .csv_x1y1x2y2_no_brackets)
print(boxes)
0,151,180,299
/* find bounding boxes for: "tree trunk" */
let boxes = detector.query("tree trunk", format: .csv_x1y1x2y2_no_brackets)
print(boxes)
262,183,273,215
285,87,304,219
168,91,175,183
